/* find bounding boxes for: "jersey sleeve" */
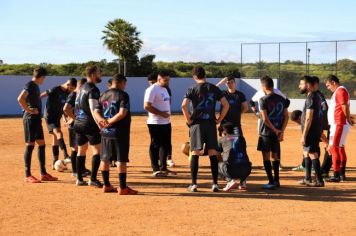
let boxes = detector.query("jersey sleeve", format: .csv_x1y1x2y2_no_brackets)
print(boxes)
120,92,130,110
23,82,33,94
184,87,193,100
215,86,223,101
144,86,155,103
306,94,316,110
240,92,246,102
336,88,349,105
95,95,103,112
89,87,100,100
259,97,267,111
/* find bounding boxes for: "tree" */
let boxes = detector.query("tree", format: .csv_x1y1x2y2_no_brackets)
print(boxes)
102,18,143,75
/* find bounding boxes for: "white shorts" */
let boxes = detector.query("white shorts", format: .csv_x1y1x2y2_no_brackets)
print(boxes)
329,124,351,147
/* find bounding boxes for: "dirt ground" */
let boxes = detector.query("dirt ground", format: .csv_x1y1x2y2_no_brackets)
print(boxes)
0,114,356,236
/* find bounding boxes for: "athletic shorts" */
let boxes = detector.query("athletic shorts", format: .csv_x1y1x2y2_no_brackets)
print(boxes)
23,117,44,143
257,135,280,153
329,124,351,147
68,127,77,148
45,116,61,133
189,121,218,151
303,133,321,153
101,131,130,163
74,121,101,146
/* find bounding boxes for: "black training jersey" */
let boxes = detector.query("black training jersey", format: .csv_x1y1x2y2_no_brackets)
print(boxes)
44,86,69,120
96,88,131,138
316,90,329,130
220,90,246,127
259,93,288,136
301,91,322,136
184,82,223,123
23,81,42,119
74,82,100,126
66,91,76,108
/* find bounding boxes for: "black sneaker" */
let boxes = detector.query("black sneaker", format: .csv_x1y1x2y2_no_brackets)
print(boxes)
273,180,280,188
88,179,103,188
327,176,340,182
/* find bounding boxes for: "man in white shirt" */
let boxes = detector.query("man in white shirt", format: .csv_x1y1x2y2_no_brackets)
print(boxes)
144,71,172,177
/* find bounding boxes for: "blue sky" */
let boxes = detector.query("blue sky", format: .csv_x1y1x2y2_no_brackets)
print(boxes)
1,0,356,64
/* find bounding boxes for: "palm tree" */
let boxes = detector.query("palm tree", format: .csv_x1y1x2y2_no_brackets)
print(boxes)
102,18,143,75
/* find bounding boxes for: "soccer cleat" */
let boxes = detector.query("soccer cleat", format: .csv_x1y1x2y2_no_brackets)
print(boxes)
212,184,219,192
292,165,305,172
326,176,340,183
63,158,71,164
223,180,238,192
273,180,280,188
103,185,118,193
238,181,248,191
152,171,168,177
262,183,276,190
306,181,325,187
118,186,138,195
25,175,41,183
167,159,175,167
76,180,88,186
187,184,198,192
88,179,103,188
40,173,58,181
298,178,312,185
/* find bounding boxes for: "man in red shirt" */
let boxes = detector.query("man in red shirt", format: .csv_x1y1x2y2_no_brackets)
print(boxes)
325,75,354,182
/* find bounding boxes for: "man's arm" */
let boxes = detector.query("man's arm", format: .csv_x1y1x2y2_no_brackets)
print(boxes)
301,109,313,145
216,77,228,87
216,97,229,124
107,108,128,125
341,103,354,126
241,101,248,114
17,90,38,114
144,102,169,118
260,109,280,135
181,98,192,125
279,108,289,141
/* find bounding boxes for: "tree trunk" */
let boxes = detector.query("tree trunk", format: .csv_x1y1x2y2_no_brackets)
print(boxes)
124,59,127,76
118,59,121,74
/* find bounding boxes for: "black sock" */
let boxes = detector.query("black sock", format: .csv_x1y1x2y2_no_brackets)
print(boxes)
91,154,100,181
272,160,280,182
76,155,85,181
333,171,340,178
302,156,305,168
190,155,199,185
70,151,77,173
312,158,323,183
341,166,346,177
38,145,46,175
52,146,59,165
263,160,274,184
58,138,69,158
209,155,218,185
304,157,312,181
119,173,127,189
101,170,110,187
24,145,34,177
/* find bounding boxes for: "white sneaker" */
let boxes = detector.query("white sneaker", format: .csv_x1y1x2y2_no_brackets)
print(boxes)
187,184,198,192
152,171,168,177
223,180,238,192
212,184,219,192
167,159,175,167
238,181,247,191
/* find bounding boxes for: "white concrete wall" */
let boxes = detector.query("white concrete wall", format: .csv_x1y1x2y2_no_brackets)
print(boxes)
289,99,356,114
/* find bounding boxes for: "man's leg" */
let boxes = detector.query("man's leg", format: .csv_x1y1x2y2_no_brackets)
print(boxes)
308,152,324,186
53,128,69,159
159,124,170,172
24,143,35,178
262,152,274,185
89,143,102,187
148,125,160,173
76,143,88,184
271,152,280,187
51,133,59,168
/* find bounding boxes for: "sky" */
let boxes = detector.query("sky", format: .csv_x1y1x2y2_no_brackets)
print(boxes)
1,0,356,64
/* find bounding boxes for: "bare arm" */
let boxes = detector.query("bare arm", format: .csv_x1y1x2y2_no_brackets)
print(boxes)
341,103,354,126
181,98,192,125
216,77,228,87
144,102,169,118
40,91,48,99
278,109,289,141
216,97,229,124
241,101,248,114
301,109,313,144
63,103,75,120
107,108,128,125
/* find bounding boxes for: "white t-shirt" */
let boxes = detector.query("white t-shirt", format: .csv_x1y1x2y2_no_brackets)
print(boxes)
144,83,171,124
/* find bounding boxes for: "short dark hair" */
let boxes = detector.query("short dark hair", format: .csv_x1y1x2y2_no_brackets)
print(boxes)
112,73,127,83
226,76,235,82
68,78,77,87
260,75,274,89
312,76,319,84
107,78,113,85
33,67,48,79
291,110,302,122
79,78,87,86
157,70,170,78
147,72,158,82
85,65,100,77
325,74,340,84
192,66,206,79
303,75,315,85
221,122,235,135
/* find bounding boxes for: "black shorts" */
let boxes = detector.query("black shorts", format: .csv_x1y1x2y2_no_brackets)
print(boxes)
23,117,44,143
45,117,61,133
68,127,77,148
303,133,321,153
257,135,280,153
101,132,130,163
189,121,218,151
74,121,101,146
218,162,251,181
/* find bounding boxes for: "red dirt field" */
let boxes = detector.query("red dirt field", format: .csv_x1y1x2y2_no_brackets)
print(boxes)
0,114,356,236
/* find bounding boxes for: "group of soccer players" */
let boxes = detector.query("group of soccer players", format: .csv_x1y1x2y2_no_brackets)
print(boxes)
17,65,353,193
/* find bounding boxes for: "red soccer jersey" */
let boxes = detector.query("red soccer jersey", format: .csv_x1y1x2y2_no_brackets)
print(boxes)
328,86,350,125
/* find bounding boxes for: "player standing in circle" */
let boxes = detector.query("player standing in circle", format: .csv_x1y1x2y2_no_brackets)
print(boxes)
325,75,354,182
144,71,172,177
299,76,325,187
181,66,229,192
73,65,103,187
94,74,138,194
17,67,58,183
257,76,289,190
41,78,77,167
